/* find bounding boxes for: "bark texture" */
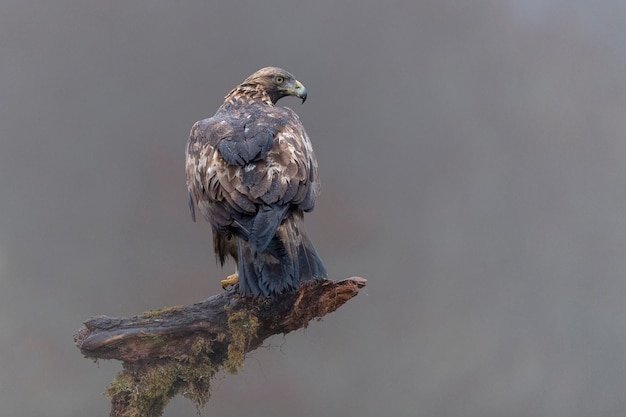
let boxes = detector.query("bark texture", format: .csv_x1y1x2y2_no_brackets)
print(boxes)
74,277,366,417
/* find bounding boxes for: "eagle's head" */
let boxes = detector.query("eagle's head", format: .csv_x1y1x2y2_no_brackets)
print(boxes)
239,67,308,104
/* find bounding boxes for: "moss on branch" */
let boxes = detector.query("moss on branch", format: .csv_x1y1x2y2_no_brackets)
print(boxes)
74,277,366,417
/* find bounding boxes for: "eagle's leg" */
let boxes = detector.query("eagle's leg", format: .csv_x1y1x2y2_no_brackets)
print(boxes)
220,271,239,289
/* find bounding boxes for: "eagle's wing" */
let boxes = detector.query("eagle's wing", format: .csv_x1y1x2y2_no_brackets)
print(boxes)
185,105,319,250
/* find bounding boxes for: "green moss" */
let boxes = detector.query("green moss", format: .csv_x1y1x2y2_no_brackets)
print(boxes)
190,336,214,357
178,359,214,408
104,308,262,415
106,347,217,416
225,310,259,374
106,363,178,417
141,305,185,318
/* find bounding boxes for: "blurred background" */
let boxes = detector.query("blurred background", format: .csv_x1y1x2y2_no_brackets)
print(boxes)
2,0,626,416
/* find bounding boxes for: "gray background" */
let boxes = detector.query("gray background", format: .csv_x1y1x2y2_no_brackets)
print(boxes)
2,0,626,416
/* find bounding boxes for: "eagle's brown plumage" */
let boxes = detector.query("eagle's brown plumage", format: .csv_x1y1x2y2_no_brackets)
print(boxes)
185,67,327,296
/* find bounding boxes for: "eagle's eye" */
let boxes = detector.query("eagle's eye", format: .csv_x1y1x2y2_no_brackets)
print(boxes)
274,76,285,84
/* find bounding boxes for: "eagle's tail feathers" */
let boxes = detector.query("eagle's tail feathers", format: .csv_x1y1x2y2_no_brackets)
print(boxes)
257,238,297,296
237,239,261,297
237,228,326,297
298,234,328,282
250,205,290,254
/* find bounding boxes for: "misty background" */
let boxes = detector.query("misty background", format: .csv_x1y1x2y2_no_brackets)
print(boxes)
2,0,626,416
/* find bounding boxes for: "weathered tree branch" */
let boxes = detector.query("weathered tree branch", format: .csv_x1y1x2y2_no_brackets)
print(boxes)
74,277,366,417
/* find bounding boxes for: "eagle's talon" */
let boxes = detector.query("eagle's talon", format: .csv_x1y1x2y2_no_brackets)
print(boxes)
221,272,239,290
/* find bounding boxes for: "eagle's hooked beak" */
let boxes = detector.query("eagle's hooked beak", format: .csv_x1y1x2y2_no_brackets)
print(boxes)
293,80,307,103
276,78,307,104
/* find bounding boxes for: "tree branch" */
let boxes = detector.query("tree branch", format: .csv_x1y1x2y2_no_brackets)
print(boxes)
74,277,366,417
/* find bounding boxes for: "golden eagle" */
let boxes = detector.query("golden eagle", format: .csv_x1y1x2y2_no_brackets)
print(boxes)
185,67,327,296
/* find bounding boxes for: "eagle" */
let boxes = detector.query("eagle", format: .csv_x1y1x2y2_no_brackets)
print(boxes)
185,67,327,297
